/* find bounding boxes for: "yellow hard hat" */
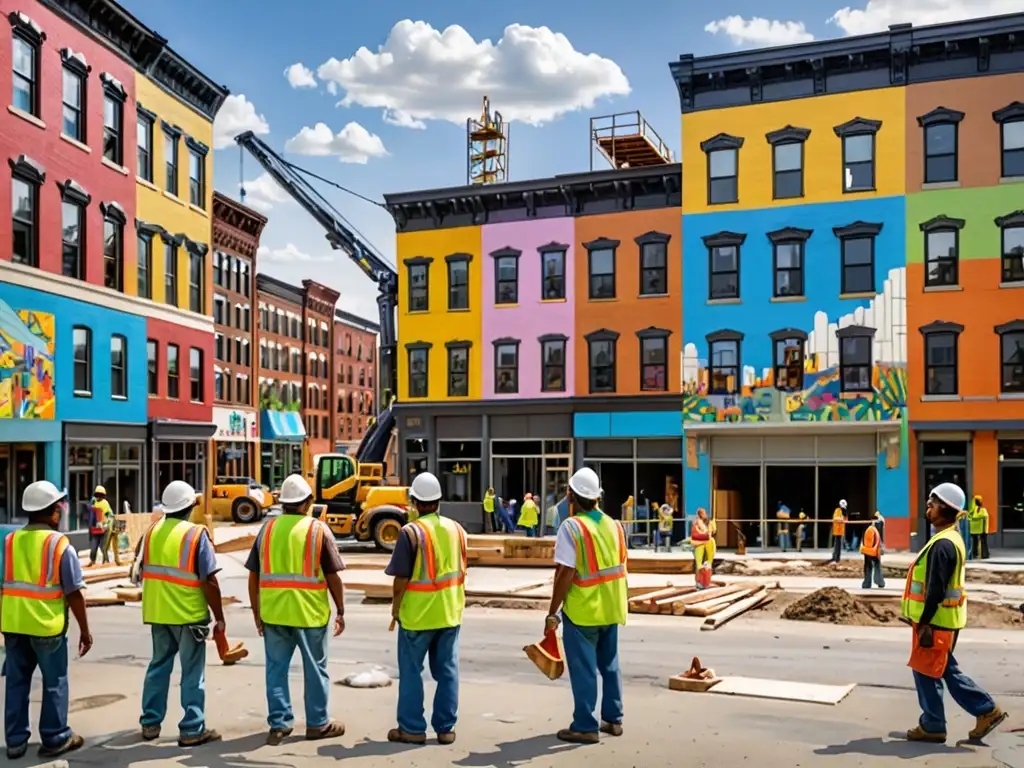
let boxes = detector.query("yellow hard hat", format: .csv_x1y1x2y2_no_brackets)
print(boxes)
94,485,107,496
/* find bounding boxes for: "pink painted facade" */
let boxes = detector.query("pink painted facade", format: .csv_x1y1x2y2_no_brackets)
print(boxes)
481,218,575,399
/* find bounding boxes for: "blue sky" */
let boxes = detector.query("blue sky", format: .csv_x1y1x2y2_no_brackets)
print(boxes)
119,0,1012,320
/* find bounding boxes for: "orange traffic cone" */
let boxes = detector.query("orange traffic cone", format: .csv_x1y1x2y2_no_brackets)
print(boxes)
523,628,565,680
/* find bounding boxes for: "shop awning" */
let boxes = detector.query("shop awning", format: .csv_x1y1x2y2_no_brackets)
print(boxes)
261,410,306,442
149,419,218,441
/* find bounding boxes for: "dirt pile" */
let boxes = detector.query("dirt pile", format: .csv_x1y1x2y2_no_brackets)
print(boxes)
781,587,898,626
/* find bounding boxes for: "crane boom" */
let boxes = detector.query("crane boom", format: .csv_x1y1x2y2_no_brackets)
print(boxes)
234,130,397,466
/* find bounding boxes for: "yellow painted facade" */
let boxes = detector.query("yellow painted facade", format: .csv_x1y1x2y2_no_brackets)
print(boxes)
133,75,215,311
396,225,483,402
681,87,907,214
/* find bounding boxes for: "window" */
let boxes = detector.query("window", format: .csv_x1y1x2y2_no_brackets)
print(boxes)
215,333,224,361
101,202,125,292
768,227,811,298
994,102,1024,179
110,335,127,398
586,238,618,299
188,245,205,313
702,133,743,205
707,331,741,395
770,329,807,391
213,251,223,288
189,348,203,402
137,110,154,182
137,233,152,298
73,326,92,395
586,329,618,393
164,128,179,196
101,75,126,166
213,295,226,325
446,342,470,397
540,334,567,392
447,254,470,310
703,232,745,301
147,340,158,395
11,159,43,266
834,221,882,295
11,29,38,116
837,325,875,393
766,126,809,200
638,329,670,391
997,320,1024,394
921,216,964,288
920,322,963,396
539,244,567,300
997,211,1024,284
918,108,963,184
438,440,482,503
164,240,178,306
492,248,519,304
407,344,430,398
835,117,881,193
406,258,430,311
187,142,205,207
167,344,180,399
59,180,89,280
61,65,85,142
637,232,669,296
493,339,520,394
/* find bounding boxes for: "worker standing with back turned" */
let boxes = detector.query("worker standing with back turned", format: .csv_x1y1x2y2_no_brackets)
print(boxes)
903,482,1007,743
831,500,848,563
545,467,627,745
386,472,467,746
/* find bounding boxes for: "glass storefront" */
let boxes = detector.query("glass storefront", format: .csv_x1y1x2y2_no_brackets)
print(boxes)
261,441,303,490
152,441,207,507
216,441,254,479
999,439,1024,532
491,439,572,536
66,442,143,529
438,440,482,503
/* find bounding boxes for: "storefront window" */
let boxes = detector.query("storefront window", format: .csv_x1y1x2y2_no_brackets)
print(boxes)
154,441,207,504
999,440,1024,531
67,441,142,529
261,442,304,490
438,440,481,502
217,441,251,478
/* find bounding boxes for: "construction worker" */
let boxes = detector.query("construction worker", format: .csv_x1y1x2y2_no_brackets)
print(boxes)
87,485,112,566
136,480,224,747
545,467,627,744
483,487,496,532
385,472,467,746
1,481,91,760
519,493,539,537
957,505,972,560
830,500,847,563
776,502,792,552
690,507,716,588
656,503,674,550
795,511,807,552
246,474,346,745
903,483,1007,743
968,495,989,560
860,517,885,589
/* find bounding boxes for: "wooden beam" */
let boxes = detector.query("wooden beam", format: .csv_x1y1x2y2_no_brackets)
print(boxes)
701,591,773,631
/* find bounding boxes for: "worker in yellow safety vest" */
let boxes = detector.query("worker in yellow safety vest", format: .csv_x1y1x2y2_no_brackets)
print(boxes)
830,500,848,563
386,472,467,746
1,481,92,760
246,474,347,745
968,495,990,560
136,481,225,747
545,467,627,745
902,482,1007,743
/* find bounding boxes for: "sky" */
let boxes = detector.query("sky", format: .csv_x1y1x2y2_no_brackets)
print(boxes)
118,0,1021,323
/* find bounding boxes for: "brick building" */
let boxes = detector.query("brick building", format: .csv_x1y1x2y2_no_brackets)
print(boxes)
302,280,340,458
334,309,379,451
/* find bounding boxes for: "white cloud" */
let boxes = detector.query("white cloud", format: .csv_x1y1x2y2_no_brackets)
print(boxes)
284,122,388,164
240,173,291,213
829,0,1023,36
382,109,426,130
705,15,815,46
284,62,317,88
257,243,332,264
315,20,630,128
213,94,271,150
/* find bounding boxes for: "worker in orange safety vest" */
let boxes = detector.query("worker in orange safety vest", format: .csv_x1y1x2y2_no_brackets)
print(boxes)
860,517,885,589
830,500,848,563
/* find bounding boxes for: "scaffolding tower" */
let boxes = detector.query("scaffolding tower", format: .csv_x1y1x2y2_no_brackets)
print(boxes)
590,111,675,171
467,96,509,185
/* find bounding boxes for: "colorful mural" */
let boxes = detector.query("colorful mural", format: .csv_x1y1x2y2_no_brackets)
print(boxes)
0,299,56,420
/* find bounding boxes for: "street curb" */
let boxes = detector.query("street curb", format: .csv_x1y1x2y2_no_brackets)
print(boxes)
28,761,69,768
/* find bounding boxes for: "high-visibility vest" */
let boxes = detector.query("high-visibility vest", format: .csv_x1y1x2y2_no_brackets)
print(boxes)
562,512,628,627
969,506,988,535
398,514,467,632
0,529,69,637
901,526,966,630
860,525,880,557
141,518,209,625
258,515,331,628
832,510,846,536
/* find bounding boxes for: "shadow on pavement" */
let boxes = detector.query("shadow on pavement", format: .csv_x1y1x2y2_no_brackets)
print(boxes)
71,730,276,768
814,731,976,760
316,738,424,760
453,734,583,766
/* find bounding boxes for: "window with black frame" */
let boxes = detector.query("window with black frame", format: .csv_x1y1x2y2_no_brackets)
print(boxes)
59,180,89,280
636,232,670,296
586,330,618,393
494,339,520,394
702,133,743,205
492,248,520,304
766,126,809,201
101,74,126,166
922,216,963,288
707,331,741,395
835,117,881,193
837,326,875,393
540,245,567,300
638,329,670,391
61,62,85,143
997,212,1024,284
447,254,471,310
407,344,430,397
994,103,1024,179
768,227,811,299
111,335,127,399
834,221,882,295
770,329,806,391
137,108,155,182
447,342,469,397
11,157,42,267
921,323,962,396
540,334,567,392
101,202,125,292
73,326,92,396
997,321,1024,394
438,440,482,503
918,108,963,184
11,27,39,117
586,239,618,299
405,258,430,311
703,232,745,301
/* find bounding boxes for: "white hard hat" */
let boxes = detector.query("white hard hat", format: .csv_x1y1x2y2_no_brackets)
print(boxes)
568,467,602,501
279,474,314,505
161,480,198,514
22,480,66,513
931,482,966,512
839,499,848,509
410,472,443,503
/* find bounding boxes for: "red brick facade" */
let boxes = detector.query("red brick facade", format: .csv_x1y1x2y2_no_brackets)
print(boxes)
334,313,379,446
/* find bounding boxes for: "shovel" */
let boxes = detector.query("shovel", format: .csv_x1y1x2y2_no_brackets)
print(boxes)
523,628,565,680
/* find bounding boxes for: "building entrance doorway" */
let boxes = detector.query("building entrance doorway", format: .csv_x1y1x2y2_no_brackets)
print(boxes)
765,466,815,550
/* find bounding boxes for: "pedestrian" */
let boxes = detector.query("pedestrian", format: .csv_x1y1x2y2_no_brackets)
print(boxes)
386,472,467,746
690,507,717,589
545,467,626,744
903,483,1007,743
656,503,674,550
776,502,792,553
968,495,989,560
496,496,515,534
874,509,886,548
795,511,807,552
246,474,346,745
831,500,847,563
860,517,885,589
1,481,92,760
483,487,496,533
957,505,972,560
136,480,224,747
518,493,539,537
509,498,519,528
87,485,113,566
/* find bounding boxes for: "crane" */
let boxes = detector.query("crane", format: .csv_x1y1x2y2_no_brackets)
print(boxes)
233,131,397,466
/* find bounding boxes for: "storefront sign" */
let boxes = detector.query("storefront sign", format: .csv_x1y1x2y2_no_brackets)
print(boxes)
213,407,258,442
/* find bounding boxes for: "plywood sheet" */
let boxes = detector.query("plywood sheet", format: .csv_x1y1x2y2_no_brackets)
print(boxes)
709,677,855,706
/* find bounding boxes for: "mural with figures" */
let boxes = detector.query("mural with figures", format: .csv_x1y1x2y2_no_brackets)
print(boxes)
682,267,907,423
0,299,56,420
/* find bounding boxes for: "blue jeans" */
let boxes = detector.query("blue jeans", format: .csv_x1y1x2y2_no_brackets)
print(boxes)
3,633,72,750
862,556,885,588
778,532,791,552
561,612,623,733
959,518,973,559
140,624,207,737
263,624,330,731
396,625,459,735
913,651,996,734
519,526,536,538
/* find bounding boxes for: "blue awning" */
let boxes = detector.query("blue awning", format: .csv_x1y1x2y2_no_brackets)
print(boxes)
261,410,306,442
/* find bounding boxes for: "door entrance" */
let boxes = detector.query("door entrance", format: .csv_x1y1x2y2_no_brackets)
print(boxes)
69,468,96,532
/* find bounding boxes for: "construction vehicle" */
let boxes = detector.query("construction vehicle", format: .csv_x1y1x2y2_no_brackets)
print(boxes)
236,132,405,551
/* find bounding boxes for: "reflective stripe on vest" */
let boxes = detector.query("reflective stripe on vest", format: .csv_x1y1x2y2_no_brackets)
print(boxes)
0,530,70,637
568,517,627,588
405,519,467,593
562,512,629,628
140,519,209,625
142,523,202,588
398,515,467,631
901,526,967,629
258,515,331,628
260,516,328,592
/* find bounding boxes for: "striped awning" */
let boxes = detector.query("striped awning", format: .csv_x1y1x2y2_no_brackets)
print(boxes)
260,410,306,442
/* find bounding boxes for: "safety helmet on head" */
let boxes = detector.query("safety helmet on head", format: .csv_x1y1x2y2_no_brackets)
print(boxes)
524,493,533,501
22,480,67,513
410,472,443,503
161,480,198,515
94,485,107,496
839,499,848,509
931,482,966,512
278,474,314,505
568,467,602,501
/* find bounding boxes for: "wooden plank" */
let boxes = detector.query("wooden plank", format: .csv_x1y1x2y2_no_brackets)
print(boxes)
709,677,855,706
701,591,773,631
112,587,142,602
86,594,125,606
659,584,748,609
214,534,256,554
629,586,692,604
668,675,723,693
82,566,131,585
684,587,760,617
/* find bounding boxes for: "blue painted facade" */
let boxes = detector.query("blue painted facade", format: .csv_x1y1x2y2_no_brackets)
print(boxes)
574,410,682,438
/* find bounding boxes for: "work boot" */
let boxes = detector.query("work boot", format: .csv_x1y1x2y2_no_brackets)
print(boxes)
556,728,599,744
438,731,457,745
266,727,293,746
306,721,345,741
6,743,28,760
141,725,161,741
388,728,426,745
178,729,221,748
38,733,84,758
969,708,1008,741
600,721,623,737
906,726,946,743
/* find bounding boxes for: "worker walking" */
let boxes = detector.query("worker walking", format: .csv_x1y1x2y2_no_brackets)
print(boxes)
968,496,990,560
2,481,92,760
545,467,627,744
87,485,113,566
385,472,467,745
860,517,885,589
483,487,496,533
518,493,540,537
903,483,1007,743
246,474,347,745
136,481,225,747
776,502,792,553
795,511,807,552
957,505,973,560
831,501,848,563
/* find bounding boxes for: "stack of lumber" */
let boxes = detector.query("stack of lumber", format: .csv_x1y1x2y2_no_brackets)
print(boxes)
629,583,773,629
